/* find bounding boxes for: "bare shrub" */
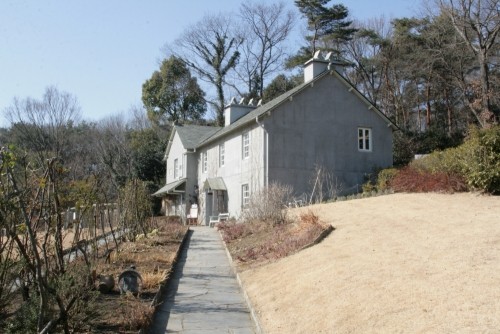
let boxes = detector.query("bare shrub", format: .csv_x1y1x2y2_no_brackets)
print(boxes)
118,299,154,330
309,165,344,204
391,166,467,193
299,210,321,226
118,179,154,241
240,182,293,224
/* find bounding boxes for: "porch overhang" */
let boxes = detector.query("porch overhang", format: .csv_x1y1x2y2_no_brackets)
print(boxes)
152,178,186,197
203,177,227,191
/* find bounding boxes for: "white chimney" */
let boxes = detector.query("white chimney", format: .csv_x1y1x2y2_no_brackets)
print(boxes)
304,50,347,82
304,50,329,82
224,98,257,126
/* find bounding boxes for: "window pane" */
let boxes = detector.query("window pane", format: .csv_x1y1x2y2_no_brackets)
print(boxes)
219,143,225,167
242,132,250,159
242,184,250,206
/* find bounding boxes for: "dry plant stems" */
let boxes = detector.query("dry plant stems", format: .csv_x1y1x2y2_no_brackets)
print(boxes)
118,179,154,241
0,148,98,333
118,299,154,330
220,208,328,264
141,270,168,290
241,182,293,225
309,164,344,204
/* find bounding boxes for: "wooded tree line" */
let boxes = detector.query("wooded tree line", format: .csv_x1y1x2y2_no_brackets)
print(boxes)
0,1,498,330
1,0,499,197
0,87,163,332
142,0,499,164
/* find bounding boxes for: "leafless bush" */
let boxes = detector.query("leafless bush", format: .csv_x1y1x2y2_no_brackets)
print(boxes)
118,179,154,241
241,182,293,224
309,165,344,204
0,147,98,333
118,299,154,330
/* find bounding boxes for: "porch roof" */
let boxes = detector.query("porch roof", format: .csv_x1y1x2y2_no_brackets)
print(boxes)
203,177,227,191
152,178,186,197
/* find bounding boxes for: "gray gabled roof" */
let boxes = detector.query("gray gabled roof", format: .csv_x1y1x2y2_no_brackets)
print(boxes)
164,124,221,159
166,68,396,155
197,69,396,148
197,76,314,148
176,124,221,149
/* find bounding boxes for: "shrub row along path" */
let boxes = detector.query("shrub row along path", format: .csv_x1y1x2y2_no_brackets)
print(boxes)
150,226,256,334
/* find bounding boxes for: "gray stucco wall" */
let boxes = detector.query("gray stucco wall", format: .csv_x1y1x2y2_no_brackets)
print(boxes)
263,72,393,197
197,124,265,224
165,132,199,218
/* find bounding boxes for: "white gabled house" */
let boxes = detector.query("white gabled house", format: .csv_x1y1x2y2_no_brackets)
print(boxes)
153,52,397,225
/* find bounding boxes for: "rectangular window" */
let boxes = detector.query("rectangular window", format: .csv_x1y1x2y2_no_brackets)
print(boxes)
178,158,183,178
242,132,250,159
242,184,250,207
219,143,225,167
174,158,178,179
202,152,207,173
358,128,372,152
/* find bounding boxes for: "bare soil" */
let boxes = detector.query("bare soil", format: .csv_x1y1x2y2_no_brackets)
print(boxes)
1,222,187,333
91,224,187,333
238,193,500,333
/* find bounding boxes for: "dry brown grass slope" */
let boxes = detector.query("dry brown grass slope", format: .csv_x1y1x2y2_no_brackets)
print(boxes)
239,193,500,333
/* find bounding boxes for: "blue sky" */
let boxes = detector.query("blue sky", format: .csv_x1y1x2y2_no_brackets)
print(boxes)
0,0,419,127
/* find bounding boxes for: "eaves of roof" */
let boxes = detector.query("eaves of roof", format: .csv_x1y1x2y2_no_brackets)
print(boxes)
197,69,397,148
164,124,221,160
197,71,330,148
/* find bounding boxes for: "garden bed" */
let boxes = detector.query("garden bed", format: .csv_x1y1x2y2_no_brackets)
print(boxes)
1,220,188,333
218,211,332,271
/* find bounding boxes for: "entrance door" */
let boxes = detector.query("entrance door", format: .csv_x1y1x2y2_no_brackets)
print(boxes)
205,192,213,225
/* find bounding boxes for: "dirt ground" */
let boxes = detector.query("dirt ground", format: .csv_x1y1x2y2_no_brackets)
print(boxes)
239,193,500,333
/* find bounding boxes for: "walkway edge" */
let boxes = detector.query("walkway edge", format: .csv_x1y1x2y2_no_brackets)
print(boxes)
218,229,264,334
142,226,191,333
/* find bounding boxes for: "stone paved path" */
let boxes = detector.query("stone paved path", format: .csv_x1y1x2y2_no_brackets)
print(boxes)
149,226,256,334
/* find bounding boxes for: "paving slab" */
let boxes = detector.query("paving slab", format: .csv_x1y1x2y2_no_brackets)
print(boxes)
149,226,256,334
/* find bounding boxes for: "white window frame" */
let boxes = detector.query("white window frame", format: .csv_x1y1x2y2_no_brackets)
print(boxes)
242,132,250,159
242,183,250,207
178,157,183,178
202,151,208,173
358,127,372,152
219,143,225,167
173,158,178,179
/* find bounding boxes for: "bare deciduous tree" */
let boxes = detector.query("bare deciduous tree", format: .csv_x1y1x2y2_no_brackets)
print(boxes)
4,86,81,164
169,14,242,126
237,1,295,98
439,0,500,126
93,114,135,190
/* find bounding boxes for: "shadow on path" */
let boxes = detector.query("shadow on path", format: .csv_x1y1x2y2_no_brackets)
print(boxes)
147,227,255,333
